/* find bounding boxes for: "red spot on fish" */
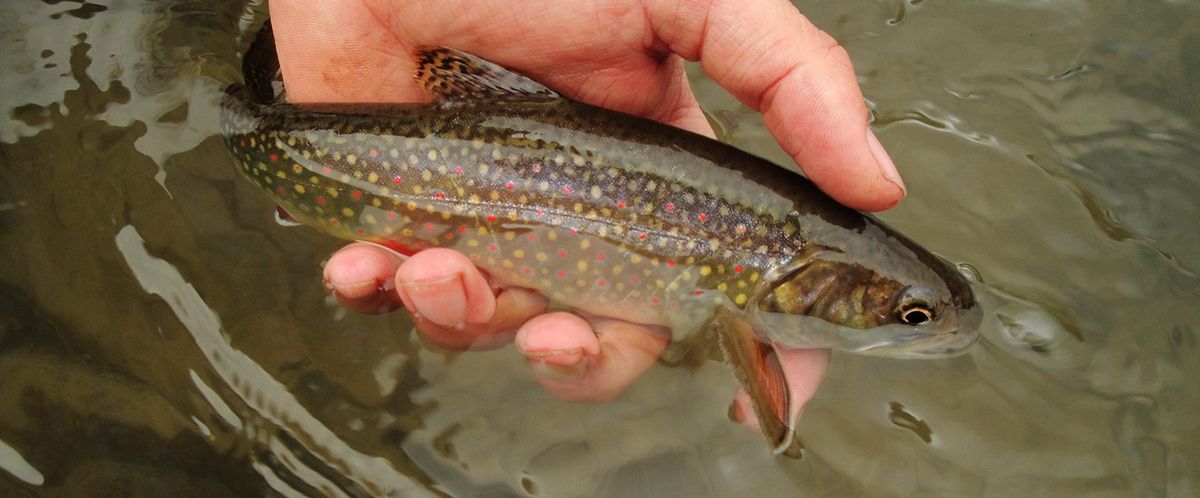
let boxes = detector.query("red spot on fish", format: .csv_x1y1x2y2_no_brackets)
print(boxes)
638,232,647,240
322,166,333,175
616,199,626,209
506,181,515,190
693,290,703,296
597,279,607,287
488,244,498,252
486,214,496,222
454,166,464,176
734,265,745,273
697,213,708,222
238,139,245,147
532,163,542,173
535,208,545,216
629,275,640,284
315,195,326,206
664,202,675,213
329,218,340,226
568,228,577,235
269,153,278,162
527,233,537,241
596,252,606,261
444,232,454,240
369,149,380,158
558,249,568,258
457,225,468,233
351,190,363,201
650,296,661,305
424,223,434,231
391,176,403,185
435,192,446,200
562,185,573,195
276,187,286,196
522,266,532,274
355,227,367,236
667,259,676,267
385,211,397,220
555,270,567,280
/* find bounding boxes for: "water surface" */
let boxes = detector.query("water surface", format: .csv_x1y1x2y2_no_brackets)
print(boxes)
1,0,1198,496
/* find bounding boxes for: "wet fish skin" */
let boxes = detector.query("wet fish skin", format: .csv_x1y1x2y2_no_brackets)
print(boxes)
221,28,979,452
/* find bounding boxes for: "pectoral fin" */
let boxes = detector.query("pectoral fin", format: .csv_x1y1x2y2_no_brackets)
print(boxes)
709,307,802,456
414,47,559,102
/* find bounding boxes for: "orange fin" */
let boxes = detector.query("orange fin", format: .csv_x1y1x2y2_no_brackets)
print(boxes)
710,307,802,456
414,47,559,102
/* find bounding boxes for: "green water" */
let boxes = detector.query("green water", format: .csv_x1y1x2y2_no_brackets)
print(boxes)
2,0,1198,496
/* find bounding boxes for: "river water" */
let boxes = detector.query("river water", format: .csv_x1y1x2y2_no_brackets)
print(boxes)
1,0,1197,496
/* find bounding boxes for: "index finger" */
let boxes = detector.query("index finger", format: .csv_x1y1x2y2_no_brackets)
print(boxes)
645,0,906,211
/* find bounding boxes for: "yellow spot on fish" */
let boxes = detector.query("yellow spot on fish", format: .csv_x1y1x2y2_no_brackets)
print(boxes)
538,181,550,191
367,172,379,183
630,254,641,263
428,150,438,161
275,170,286,179
347,154,357,165
365,214,378,225
577,261,588,272
700,266,712,276
421,170,432,181
580,239,591,250
718,283,728,292
513,249,525,258
735,294,748,305
536,252,548,262
309,176,319,184
504,231,516,241
341,207,354,217
467,239,479,247
294,185,306,193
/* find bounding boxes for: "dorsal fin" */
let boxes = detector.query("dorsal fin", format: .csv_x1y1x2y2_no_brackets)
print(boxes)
414,47,559,102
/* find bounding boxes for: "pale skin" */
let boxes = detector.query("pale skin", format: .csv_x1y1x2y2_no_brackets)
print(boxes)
271,0,905,433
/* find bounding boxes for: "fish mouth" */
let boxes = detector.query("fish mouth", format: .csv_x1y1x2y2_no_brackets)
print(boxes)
857,305,983,358
862,329,979,358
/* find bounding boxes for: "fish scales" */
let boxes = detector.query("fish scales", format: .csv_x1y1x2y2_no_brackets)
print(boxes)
225,99,806,329
222,26,980,453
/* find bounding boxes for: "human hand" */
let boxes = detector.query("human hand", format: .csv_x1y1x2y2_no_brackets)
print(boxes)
272,0,900,432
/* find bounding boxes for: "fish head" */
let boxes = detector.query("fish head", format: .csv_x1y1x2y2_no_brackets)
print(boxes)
749,216,980,358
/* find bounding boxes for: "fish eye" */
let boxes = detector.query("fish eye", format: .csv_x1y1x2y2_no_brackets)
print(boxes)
898,305,934,325
895,286,938,325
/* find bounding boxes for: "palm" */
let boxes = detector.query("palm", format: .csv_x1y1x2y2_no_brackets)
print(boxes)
273,0,899,443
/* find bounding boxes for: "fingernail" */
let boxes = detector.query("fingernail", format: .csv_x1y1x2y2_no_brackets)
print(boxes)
868,130,906,195
398,275,466,328
526,350,589,381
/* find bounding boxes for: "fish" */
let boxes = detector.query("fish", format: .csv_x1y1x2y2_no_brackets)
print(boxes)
221,22,980,454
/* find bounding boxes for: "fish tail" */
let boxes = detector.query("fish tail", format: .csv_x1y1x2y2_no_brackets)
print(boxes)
222,20,279,133
240,20,282,104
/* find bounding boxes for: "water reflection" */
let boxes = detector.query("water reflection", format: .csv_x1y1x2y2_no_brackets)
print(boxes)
0,0,1198,496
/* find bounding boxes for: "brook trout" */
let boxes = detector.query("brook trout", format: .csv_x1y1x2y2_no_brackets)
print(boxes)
221,24,980,453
